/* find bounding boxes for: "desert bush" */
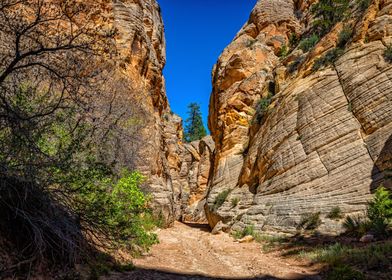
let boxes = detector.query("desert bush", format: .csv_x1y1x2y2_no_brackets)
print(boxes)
311,0,350,36
343,187,392,238
384,44,392,62
289,33,300,47
212,190,231,211
254,94,273,124
343,215,369,237
0,0,154,273
288,56,305,74
327,265,365,280
312,48,344,71
75,170,159,254
278,44,289,58
367,186,392,237
298,34,319,52
327,207,343,220
231,197,240,208
357,0,372,11
297,212,321,230
337,25,353,48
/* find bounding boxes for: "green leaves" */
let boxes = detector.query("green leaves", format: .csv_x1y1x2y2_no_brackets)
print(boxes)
311,0,350,36
367,186,392,236
254,93,273,124
298,34,319,53
74,169,159,254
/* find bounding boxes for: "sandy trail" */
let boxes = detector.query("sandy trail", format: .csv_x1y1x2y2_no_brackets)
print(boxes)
104,222,319,279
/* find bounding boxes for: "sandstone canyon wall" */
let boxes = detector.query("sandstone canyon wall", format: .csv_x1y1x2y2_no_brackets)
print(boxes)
206,0,392,235
112,0,213,225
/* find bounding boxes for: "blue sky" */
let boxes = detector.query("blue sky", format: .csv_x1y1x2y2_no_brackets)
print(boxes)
159,0,257,133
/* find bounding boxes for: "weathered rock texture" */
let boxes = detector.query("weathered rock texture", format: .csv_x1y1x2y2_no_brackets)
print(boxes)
206,0,392,234
112,0,213,224
112,0,179,224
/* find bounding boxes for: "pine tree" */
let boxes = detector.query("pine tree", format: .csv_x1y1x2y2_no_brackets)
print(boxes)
184,103,207,142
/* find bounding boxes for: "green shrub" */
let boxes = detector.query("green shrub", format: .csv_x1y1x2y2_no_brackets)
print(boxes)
312,48,344,71
289,33,300,47
337,25,353,48
298,34,319,52
231,197,240,208
76,170,159,254
308,243,347,265
343,215,369,237
242,225,256,237
384,44,392,62
212,190,231,211
288,56,305,74
297,212,321,230
278,44,289,58
327,207,343,220
357,0,372,11
254,94,273,124
327,265,365,280
367,186,392,237
311,0,350,36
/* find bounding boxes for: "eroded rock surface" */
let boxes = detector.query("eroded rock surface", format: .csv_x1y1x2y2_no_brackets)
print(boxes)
206,0,392,234
112,0,216,225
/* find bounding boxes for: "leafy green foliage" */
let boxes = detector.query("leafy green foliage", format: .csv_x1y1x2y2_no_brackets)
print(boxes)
289,33,300,48
298,241,392,277
212,190,231,212
298,34,319,52
231,197,240,208
384,44,392,62
343,215,370,237
343,186,392,238
75,170,159,254
312,48,344,71
232,225,256,239
184,103,207,142
243,225,256,237
367,186,392,237
327,207,343,220
278,44,289,58
311,0,350,36
337,25,353,48
254,94,273,124
297,212,321,230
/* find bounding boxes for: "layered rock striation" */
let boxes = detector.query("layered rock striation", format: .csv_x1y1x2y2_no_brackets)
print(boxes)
206,0,392,234
112,0,214,225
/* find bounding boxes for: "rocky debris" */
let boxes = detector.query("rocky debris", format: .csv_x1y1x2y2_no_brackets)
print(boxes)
211,221,230,235
180,136,215,224
238,235,254,243
205,0,392,234
360,234,375,243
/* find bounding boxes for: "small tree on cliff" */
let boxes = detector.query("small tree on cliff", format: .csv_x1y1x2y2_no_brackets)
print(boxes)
311,0,350,36
184,102,207,142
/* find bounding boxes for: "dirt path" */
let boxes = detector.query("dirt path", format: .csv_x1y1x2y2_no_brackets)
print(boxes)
105,222,320,279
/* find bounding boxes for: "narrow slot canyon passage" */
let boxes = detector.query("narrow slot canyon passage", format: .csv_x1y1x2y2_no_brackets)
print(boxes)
1,0,392,278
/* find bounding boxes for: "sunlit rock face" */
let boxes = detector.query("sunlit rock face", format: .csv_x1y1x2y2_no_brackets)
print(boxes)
112,0,215,225
112,0,177,224
206,0,392,234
